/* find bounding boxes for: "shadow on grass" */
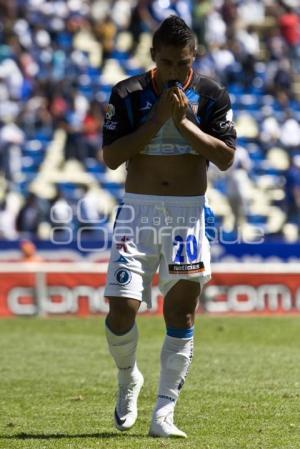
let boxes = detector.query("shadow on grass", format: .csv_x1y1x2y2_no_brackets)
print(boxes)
0,432,145,439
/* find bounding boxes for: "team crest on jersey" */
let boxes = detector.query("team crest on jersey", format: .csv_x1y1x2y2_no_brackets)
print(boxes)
105,103,115,120
115,268,132,285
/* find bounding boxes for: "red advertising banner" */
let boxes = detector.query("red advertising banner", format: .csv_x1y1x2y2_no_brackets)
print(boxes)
204,272,300,314
0,271,163,317
0,265,300,316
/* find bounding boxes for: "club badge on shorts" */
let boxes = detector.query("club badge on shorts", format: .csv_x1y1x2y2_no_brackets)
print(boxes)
115,268,132,285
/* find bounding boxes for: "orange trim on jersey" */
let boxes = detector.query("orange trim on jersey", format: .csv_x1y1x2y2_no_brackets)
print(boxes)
150,68,193,95
150,68,160,95
182,68,193,90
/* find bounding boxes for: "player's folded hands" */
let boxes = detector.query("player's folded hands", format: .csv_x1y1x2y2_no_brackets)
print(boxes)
169,87,188,125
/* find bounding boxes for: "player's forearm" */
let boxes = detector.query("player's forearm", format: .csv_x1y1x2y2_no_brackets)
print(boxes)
177,118,235,171
102,117,163,170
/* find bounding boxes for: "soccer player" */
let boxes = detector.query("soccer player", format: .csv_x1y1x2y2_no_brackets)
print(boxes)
102,15,236,438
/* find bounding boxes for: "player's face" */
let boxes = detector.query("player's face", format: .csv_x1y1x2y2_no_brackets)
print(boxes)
151,44,195,87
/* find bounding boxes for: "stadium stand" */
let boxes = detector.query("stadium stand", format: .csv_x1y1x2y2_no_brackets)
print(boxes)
0,0,299,243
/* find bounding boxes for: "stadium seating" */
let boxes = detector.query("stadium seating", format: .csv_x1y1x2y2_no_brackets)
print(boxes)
0,0,299,243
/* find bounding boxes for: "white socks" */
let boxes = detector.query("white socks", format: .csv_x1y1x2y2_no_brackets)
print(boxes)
153,332,194,417
105,321,140,385
106,321,194,419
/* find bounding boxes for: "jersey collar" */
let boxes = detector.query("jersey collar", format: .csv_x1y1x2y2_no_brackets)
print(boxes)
150,68,193,95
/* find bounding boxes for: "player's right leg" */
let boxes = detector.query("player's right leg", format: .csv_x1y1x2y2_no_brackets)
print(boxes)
105,297,144,431
103,194,160,430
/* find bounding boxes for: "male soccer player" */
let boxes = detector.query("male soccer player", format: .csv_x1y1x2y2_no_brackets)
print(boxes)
102,15,236,438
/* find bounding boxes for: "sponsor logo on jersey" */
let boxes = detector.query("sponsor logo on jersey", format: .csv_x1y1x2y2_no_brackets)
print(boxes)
168,262,205,274
104,120,118,130
219,109,234,130
226,109,233,121
142,143,197,155
115,268,132,285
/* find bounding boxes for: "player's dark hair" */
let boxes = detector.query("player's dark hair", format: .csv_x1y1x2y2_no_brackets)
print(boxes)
152,15,196,51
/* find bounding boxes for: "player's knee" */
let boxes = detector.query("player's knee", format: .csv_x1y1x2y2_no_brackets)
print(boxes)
164,280,200,327
181,312,195,328
164,305,196,328
106,297,139,334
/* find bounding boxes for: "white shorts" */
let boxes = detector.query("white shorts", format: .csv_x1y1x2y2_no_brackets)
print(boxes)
104,193,211,308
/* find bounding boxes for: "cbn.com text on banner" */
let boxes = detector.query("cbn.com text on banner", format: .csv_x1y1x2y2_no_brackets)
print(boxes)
0,264,300,316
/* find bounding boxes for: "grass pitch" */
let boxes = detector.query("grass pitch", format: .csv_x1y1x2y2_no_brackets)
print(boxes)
0,316,299,449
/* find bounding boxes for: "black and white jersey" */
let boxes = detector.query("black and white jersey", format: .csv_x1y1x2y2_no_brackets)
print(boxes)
103,69,236,157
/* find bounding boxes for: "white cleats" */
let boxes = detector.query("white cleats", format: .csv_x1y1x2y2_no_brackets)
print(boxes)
114,370,144,431
149,411,187,438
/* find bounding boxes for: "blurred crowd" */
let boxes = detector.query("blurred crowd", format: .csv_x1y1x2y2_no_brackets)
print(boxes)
0,0,300,243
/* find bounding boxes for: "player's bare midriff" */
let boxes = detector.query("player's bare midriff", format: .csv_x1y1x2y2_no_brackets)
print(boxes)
125,153,207,196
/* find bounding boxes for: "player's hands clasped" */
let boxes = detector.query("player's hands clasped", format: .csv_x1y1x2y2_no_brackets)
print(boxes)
150,87,188,128
152,90,172,125
168,87,188,127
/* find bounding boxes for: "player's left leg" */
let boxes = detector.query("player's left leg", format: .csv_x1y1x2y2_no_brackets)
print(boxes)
149,279,200,438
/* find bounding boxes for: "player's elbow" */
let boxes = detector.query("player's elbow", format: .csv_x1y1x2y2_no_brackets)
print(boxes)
218,158,233,171
218,147,235,171
102,146,120,170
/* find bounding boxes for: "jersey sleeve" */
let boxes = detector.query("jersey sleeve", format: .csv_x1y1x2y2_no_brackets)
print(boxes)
205,88,237,149
102,87,132,146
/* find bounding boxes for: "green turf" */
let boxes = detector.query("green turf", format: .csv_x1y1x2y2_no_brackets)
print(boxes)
0,316,299,449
